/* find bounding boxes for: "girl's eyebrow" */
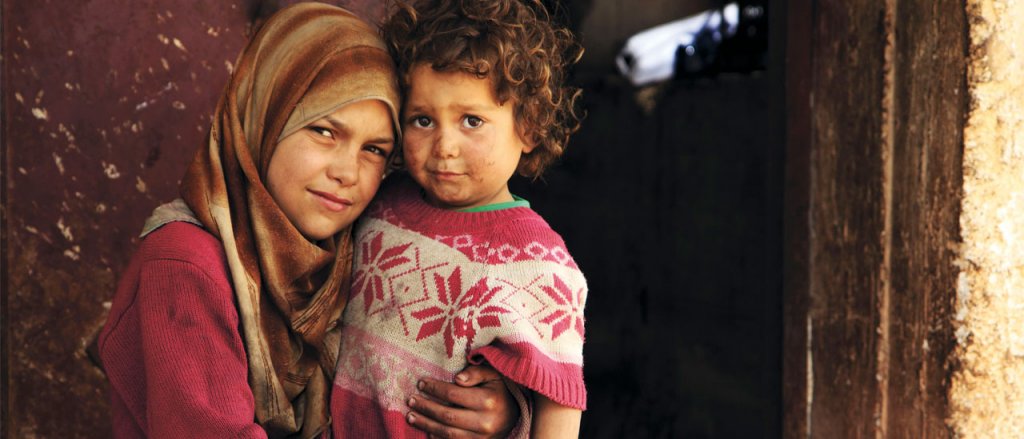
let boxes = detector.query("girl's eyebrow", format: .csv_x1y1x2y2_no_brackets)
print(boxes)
323,116,394,145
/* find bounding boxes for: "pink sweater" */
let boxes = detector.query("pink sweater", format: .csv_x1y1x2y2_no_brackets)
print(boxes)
98,222,267,438
330,176,588,438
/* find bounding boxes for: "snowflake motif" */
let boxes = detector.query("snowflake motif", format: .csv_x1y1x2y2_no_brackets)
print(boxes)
410,268,510,357
352,231,412,312
538,274,585,340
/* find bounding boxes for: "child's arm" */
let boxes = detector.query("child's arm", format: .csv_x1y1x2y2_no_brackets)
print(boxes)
532,394,581,438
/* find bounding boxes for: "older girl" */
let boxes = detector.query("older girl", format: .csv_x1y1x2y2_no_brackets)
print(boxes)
98,4,515,437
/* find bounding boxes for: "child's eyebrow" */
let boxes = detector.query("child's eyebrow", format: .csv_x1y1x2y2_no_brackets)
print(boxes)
453,103,499,113
323,116,394,144
404,102,500,114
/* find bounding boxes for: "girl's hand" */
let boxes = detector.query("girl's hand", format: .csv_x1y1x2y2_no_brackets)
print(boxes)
406,364,519,438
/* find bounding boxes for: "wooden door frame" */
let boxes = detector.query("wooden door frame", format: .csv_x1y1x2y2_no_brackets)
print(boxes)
782,0,966,436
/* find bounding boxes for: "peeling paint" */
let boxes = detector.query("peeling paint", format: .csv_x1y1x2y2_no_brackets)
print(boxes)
31,107,48,120
63,246,81,261
58,124,76,145
56,218,74,242
53,153,64,175
172,38,188,52
101,162,121,179
7,1,272,435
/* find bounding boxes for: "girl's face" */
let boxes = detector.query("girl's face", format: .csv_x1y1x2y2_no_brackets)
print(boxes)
402,64,535,210
266,99,395,241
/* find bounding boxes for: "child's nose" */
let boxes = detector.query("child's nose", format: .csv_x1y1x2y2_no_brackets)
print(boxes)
434,127,460,159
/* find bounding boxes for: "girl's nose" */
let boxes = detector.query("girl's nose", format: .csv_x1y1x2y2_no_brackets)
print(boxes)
327,148,360,185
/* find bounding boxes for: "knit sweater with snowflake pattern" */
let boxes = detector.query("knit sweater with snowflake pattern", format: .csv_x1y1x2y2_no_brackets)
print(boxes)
329,175,587,438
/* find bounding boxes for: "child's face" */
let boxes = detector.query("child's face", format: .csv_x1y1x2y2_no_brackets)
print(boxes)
266,99,395,241
402,64,535,210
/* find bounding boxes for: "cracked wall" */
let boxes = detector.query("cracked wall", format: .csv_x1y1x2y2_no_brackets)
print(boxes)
951,0,1024,436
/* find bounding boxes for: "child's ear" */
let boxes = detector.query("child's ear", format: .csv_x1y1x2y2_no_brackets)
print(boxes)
521,139,537,154
517,125,538,154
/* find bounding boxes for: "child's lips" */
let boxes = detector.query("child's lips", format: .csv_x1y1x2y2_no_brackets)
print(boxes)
430,169,464,181
309,189,353,212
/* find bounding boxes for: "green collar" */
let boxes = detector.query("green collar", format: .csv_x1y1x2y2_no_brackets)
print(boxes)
458,194,530,212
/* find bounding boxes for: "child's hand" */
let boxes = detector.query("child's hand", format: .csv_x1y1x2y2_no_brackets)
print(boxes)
406,364,519,438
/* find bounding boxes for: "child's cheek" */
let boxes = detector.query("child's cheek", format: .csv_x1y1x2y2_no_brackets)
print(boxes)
464,126,496,152
401,134,428,166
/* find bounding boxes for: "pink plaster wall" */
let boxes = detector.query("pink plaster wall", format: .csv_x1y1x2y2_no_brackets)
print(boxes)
1,1,382,436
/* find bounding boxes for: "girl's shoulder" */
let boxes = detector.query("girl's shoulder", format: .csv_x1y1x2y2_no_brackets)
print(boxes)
136,221,227,270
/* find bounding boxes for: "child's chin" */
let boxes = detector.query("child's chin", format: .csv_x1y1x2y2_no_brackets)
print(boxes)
426,195,465,210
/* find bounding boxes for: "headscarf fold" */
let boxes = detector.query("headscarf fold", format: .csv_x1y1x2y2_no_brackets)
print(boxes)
178,4,400,437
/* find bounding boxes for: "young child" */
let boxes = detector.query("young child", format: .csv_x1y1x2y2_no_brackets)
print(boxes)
330,0,586,437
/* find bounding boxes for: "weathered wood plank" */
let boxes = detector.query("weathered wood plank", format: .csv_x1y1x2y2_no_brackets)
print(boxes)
886,0,964,435
785,0,965,436
805,0,891,435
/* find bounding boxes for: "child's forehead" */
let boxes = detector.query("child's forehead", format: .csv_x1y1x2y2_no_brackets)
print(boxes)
405,64,499,95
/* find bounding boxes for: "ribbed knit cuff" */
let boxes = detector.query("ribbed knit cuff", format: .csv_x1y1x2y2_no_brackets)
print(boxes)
469,341,586,410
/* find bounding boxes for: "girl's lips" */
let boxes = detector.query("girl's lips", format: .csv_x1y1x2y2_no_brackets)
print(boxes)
310,189,352,212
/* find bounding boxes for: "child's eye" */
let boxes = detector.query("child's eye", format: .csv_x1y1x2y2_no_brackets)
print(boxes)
462,116,484,129
410,116,433,128
308,126,334,139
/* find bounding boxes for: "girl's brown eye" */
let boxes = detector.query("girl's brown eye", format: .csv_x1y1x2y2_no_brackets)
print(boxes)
364,145,388,157
310,126,334,139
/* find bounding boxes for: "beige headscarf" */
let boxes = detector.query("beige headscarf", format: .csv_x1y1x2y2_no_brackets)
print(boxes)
178,4,400,437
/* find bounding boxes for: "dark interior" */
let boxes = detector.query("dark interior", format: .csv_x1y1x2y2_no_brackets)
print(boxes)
513,1,784,436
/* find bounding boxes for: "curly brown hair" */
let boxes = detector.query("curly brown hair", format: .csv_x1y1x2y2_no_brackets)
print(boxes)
382,0,583,179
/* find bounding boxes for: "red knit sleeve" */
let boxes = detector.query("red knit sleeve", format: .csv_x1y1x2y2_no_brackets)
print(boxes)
467,216,589,411
132,258,267,438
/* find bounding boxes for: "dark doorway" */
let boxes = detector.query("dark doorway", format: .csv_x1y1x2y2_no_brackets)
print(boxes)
512,1,785,437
